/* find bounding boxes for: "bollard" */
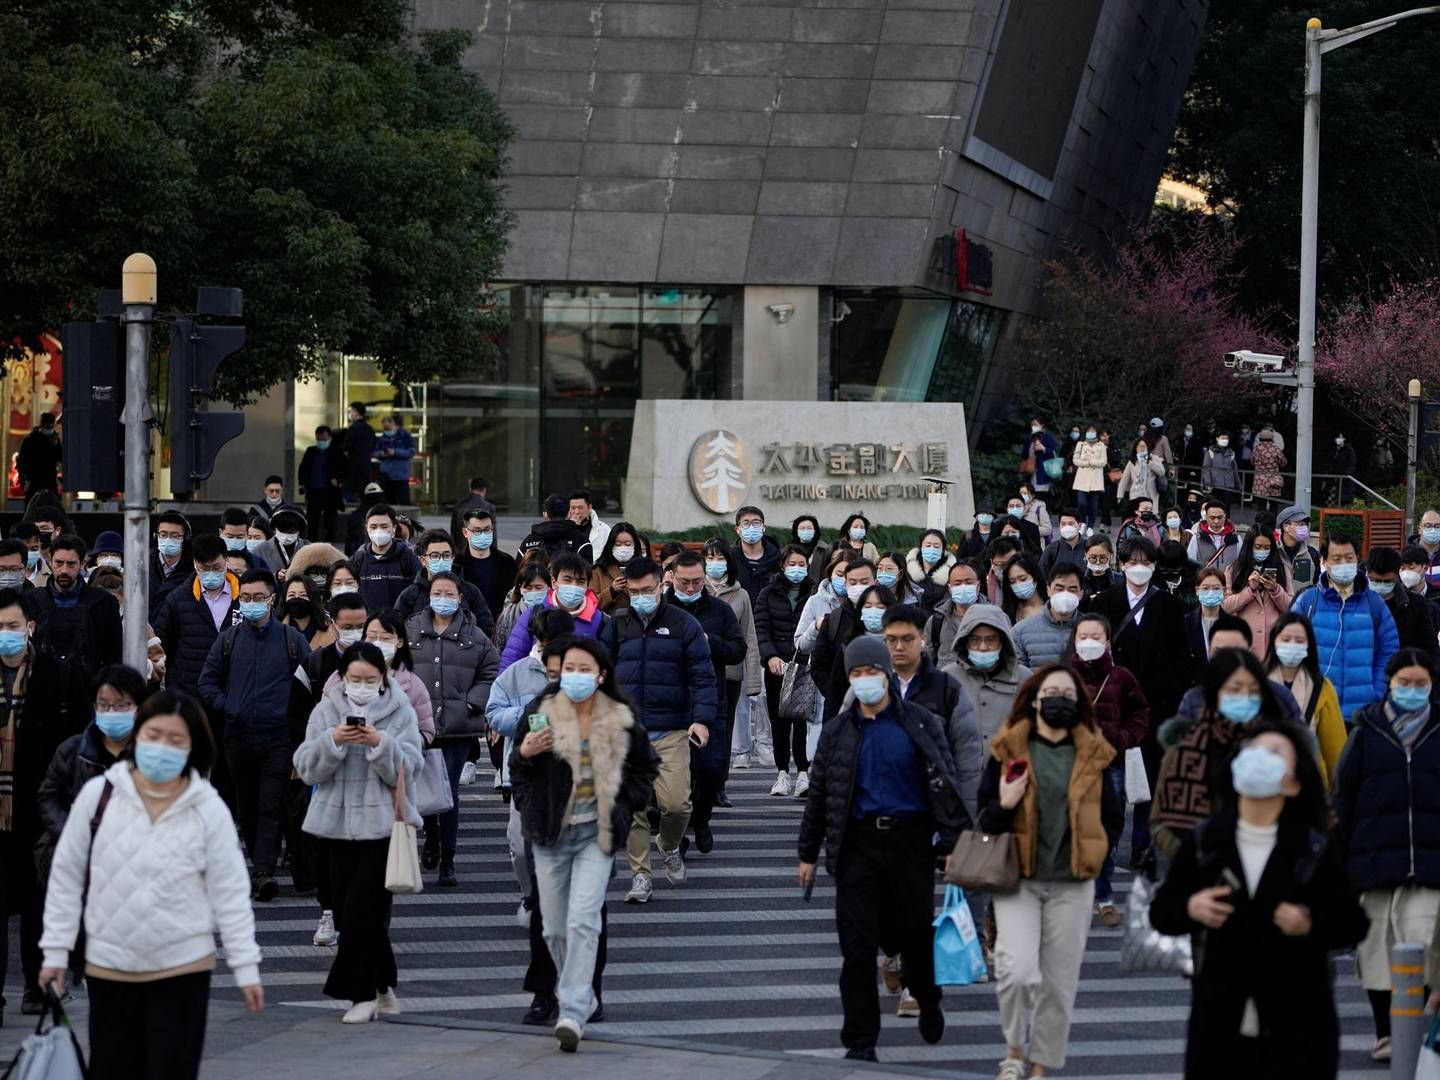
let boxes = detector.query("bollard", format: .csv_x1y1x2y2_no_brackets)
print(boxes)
1391,942,1426,1080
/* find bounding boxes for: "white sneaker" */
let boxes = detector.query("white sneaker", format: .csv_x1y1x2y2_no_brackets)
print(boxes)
515,896,533,929
732,753,751,770
770,772,792,796
625,873,652,903
341,999,378,1024
313,910,338,947
896,988,920,1017
459,762,477,786
660,844,687,885
376,989,401,1017
555,1016,583,1052
996,1058,1026,1080
793,771,809,797
754,746,776,768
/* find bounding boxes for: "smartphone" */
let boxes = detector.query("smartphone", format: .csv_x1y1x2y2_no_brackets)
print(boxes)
1262,568,1277,580
1220,867,1242,894
688,731,703,748
1005,759,1029,783
802,879,814,902
527,713,550,733
345,715,366,728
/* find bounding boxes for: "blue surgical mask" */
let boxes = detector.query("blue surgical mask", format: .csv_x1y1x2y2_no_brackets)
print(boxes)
739,525,763,545
1252,548,1270,563
316,439,331,451
1085,431,1098,442
630,593,658,616
157,538,183,559
1230,745,1288,798
135,742,188,783
831,575,847,596
876,570,900,589
560,672,598,702
198,569,226,592
784,566,808,584
967,648,1000,671
95,711,135,741
977,514,994,527
672,588,701,605
859,608,884,632
470,531,494,551
1392,684,1432,712
921,546,942,565
1327,563,1358,585
556,583,586,609
238,600,270,622
705,561,727,580
429,596,460,618
950,584,978,606
1274,642,1309,667
1370,579,1396,597
848,526,866,541
1197,588,1223,609
245,538,266,554
1011,580,1036,600
850,674,887,705
1217,692,1262,724
797,527,816,544
427,557,454,575
522,588,547,607
1007,507,1023,518
0,630,26,658
1424,526,1440,545
223,537,246,552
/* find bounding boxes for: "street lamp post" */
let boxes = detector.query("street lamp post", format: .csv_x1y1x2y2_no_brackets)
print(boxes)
1296,8,1440,515
120,254,154,671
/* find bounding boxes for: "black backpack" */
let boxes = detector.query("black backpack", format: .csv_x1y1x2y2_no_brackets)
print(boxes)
218,623,301,685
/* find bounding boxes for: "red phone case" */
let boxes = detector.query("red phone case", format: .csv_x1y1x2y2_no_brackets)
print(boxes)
1005,759,1028,783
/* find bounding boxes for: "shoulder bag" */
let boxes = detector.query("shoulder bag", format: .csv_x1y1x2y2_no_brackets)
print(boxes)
943,828,1018,893
384,764,423,895
778,655,817,721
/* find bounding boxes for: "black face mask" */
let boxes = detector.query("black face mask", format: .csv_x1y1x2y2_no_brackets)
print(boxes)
284,598,312,619
1138,511,1156,523
1038,696,1079,730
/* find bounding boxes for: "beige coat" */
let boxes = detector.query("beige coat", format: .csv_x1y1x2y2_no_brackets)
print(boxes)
1071,441,1108,493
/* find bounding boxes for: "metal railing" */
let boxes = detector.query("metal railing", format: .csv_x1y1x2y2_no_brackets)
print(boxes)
1166,466,1398,511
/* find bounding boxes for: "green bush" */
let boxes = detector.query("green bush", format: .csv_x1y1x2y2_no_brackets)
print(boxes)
648,523,973,553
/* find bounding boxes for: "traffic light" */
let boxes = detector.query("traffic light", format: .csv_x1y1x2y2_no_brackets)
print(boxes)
168,317,246,495
1421,400,1440,471
60,320,124,494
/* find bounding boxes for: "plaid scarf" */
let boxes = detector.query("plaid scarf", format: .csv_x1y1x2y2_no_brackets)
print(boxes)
1386,700,1431,751
0,658,30,832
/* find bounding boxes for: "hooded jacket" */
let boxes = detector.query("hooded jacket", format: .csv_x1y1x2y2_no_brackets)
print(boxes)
1202,444,1240,492
735,535,783,602
1187,522,1241,571
349,541,424,612
517,519,594,565
395,571,496,638
940,605,1031,744
198,616,312,742
405,608,499,740
1291,574,1399,719
905,548,957,608
286,542,348,588
499,589,606,672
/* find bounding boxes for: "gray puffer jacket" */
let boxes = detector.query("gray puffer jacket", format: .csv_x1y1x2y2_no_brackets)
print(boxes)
406,609,499,740
295,681,423,840
941,605,1032,744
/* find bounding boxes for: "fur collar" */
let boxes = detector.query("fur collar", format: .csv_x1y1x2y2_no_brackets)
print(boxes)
543,692,635,855
906,548,956,586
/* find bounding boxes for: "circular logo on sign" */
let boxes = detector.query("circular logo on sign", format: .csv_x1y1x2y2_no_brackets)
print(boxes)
688,429,752,515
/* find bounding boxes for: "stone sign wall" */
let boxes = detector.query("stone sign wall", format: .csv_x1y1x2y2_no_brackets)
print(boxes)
625,400,974,532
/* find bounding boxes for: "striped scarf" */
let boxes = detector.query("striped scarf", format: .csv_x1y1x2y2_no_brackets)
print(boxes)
0,659,30,833
1386,700,1431,751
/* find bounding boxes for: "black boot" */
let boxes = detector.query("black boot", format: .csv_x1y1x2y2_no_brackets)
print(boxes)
438,850,458,887
422,829,441,870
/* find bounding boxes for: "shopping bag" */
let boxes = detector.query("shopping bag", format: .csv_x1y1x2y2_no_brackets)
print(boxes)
413,748,454,816
1,986,87,1080
1118,874,1192,977
384,765,424,895
1416,1014,1440,1080
778,657,817,721
1124,747,1151,805
932,884,988,987
1042,456,1064,480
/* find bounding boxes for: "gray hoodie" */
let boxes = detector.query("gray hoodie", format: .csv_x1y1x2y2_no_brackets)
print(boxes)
940,605,1032,744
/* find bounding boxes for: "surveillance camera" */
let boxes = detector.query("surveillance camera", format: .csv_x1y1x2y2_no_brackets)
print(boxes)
1224,350,1286,373
767,303,796,324
921,476,950,487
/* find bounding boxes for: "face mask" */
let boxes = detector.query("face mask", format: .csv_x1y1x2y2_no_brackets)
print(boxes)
1008,507,1023,518
1085,431,1097,442
331,583,358,597
1216,438,1229,448
968,648,1000,670
223,537,246,552
848,526,867,541
96,711,134,740
237,539,261,556
430,596,460,617
1184,429,1193,437
284,598,311,619
1230,745,1288,798
739,525,763,545
672,588,701,605
1030,424,1042,434
94,555,122,571
921,546,943,565
239,600,270,623
1335,437,1345,446
859,608,884,632
611,546,635,564
784,566,808,584
1136,450,1149,460
1124,564,1154,587
876,570,899,589
1138,511,1156,523
1197,587,1224,608
1424,527,1440,545
1075,639,1107,662
976,514,994,527
276,531,299,546
345,680,380,704
1166,516,1181,529
556,583,586,609
469,531,494,551
950,584,978,606
1293,525,1311,543
1060,525,1079,541
630,593,658,616
705,561,727,580
522,588,548,607
25,550,40,569
157,538,183,559
850,674,887,705
1011,580,1036,600
1086,560,1110,576
1050,591,1079,615
1070,430,1080,441
368,529,393,548
845,583,867,604
337,628,364,648
0,571,22,590
831,575,847,596
1402,569,1424,589
316,440,331,450
1370,579,1396,597
427,557,454,575
1274,642,1308,667
1392,684,1432,712
135,742,188,783
266,495,283,507
1217,692,1262,724
0,630,26,658
797,527,816,543
374,640,398,664
560,672,598,702
1326,563,1358,585
1039,696,1079,729
198,569,227,592
1249,547,1273,565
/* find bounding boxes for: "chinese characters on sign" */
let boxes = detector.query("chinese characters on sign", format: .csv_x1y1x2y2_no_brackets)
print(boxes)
753,440,949,502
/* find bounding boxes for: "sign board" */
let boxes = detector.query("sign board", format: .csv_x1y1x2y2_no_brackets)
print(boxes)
625,400,975,531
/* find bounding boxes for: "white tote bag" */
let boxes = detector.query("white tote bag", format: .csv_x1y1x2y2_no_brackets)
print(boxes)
384,765,424,895
1124,747,1151,806
413,748,454,816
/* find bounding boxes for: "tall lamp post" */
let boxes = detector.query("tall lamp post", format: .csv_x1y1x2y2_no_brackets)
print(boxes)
120,254,154,671
1297,8,1440,514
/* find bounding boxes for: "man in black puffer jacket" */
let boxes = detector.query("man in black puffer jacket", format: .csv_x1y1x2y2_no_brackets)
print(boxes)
797,635,969,1064
153,535,238,702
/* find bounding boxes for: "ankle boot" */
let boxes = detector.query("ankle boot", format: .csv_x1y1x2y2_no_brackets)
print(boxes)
421,829,440,870
438,850,458,887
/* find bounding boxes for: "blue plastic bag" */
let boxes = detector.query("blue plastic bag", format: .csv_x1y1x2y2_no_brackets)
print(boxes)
933,884,987,987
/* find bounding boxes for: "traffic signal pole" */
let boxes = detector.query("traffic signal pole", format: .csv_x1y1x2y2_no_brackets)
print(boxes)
120,254,155,671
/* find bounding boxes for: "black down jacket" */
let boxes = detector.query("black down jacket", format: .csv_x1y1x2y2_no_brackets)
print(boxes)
754,575,816,664
395,572,496,638
797,688,971,876
153,574,237,699
671,589,744,771
35,724,122,879
597,600,719,737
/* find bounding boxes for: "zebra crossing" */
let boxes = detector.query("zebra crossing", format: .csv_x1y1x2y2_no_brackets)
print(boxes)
235,767,1378,1079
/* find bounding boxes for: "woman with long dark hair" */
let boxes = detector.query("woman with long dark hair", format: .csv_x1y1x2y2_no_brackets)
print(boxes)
281,575,335,647
1262,612,1345,781
495,555,553,652
588,522,649,614
1222,527,1292,659
999,553,1047,625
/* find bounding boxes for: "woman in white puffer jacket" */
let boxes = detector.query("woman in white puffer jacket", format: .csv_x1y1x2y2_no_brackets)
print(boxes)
40,690,262,1080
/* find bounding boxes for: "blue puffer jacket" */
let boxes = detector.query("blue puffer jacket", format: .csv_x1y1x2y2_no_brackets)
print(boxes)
1291,574,1399,722
1333,701,1440,890
598,600,718,736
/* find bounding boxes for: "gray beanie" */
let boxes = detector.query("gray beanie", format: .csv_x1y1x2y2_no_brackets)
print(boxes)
844,635,893,676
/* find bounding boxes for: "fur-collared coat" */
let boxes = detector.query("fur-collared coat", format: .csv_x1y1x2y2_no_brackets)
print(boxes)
509,691,658,855
906,548,958,607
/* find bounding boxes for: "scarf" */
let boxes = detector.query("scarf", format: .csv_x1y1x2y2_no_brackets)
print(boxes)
1152,714,1237,835
1286,668,1316,723
1386,700,1430,750
0,657,30,832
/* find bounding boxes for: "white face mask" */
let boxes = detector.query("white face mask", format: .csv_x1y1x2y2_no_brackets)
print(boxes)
1050,591,1080,616
1075,638,1107,662
96,555,122,569
337,628,363,648
345,680,380,704
331,584,358,596
373,640,398,664
1124,564,1154,586
276,531,298,546
611,546,635,563
845,583,867,603
1402,569,1424,589
368,529,393,547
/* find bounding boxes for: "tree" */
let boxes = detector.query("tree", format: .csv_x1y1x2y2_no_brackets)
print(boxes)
0,2,513,403
1017,214,1284,431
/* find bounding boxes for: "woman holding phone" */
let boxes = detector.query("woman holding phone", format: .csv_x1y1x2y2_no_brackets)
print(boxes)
1222,529,1291,660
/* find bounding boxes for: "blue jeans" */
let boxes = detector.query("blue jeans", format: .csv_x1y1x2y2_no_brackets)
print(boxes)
437,741,471,852
532,820,610,1025
1075,490,1101,528
1094,764,1126,905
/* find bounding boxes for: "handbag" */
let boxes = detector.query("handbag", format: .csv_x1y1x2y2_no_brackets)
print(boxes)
384,764,424,895
1,985,88,1080
943,829,1019,893
1118,873,1192,977
413,748,454,816
1124,747,1151,805
778,656,817,721
1042,457,1064,480
932,884,988,987
1416,1013,1440,1080
1018,456,1035,477
1106,467,1123,483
